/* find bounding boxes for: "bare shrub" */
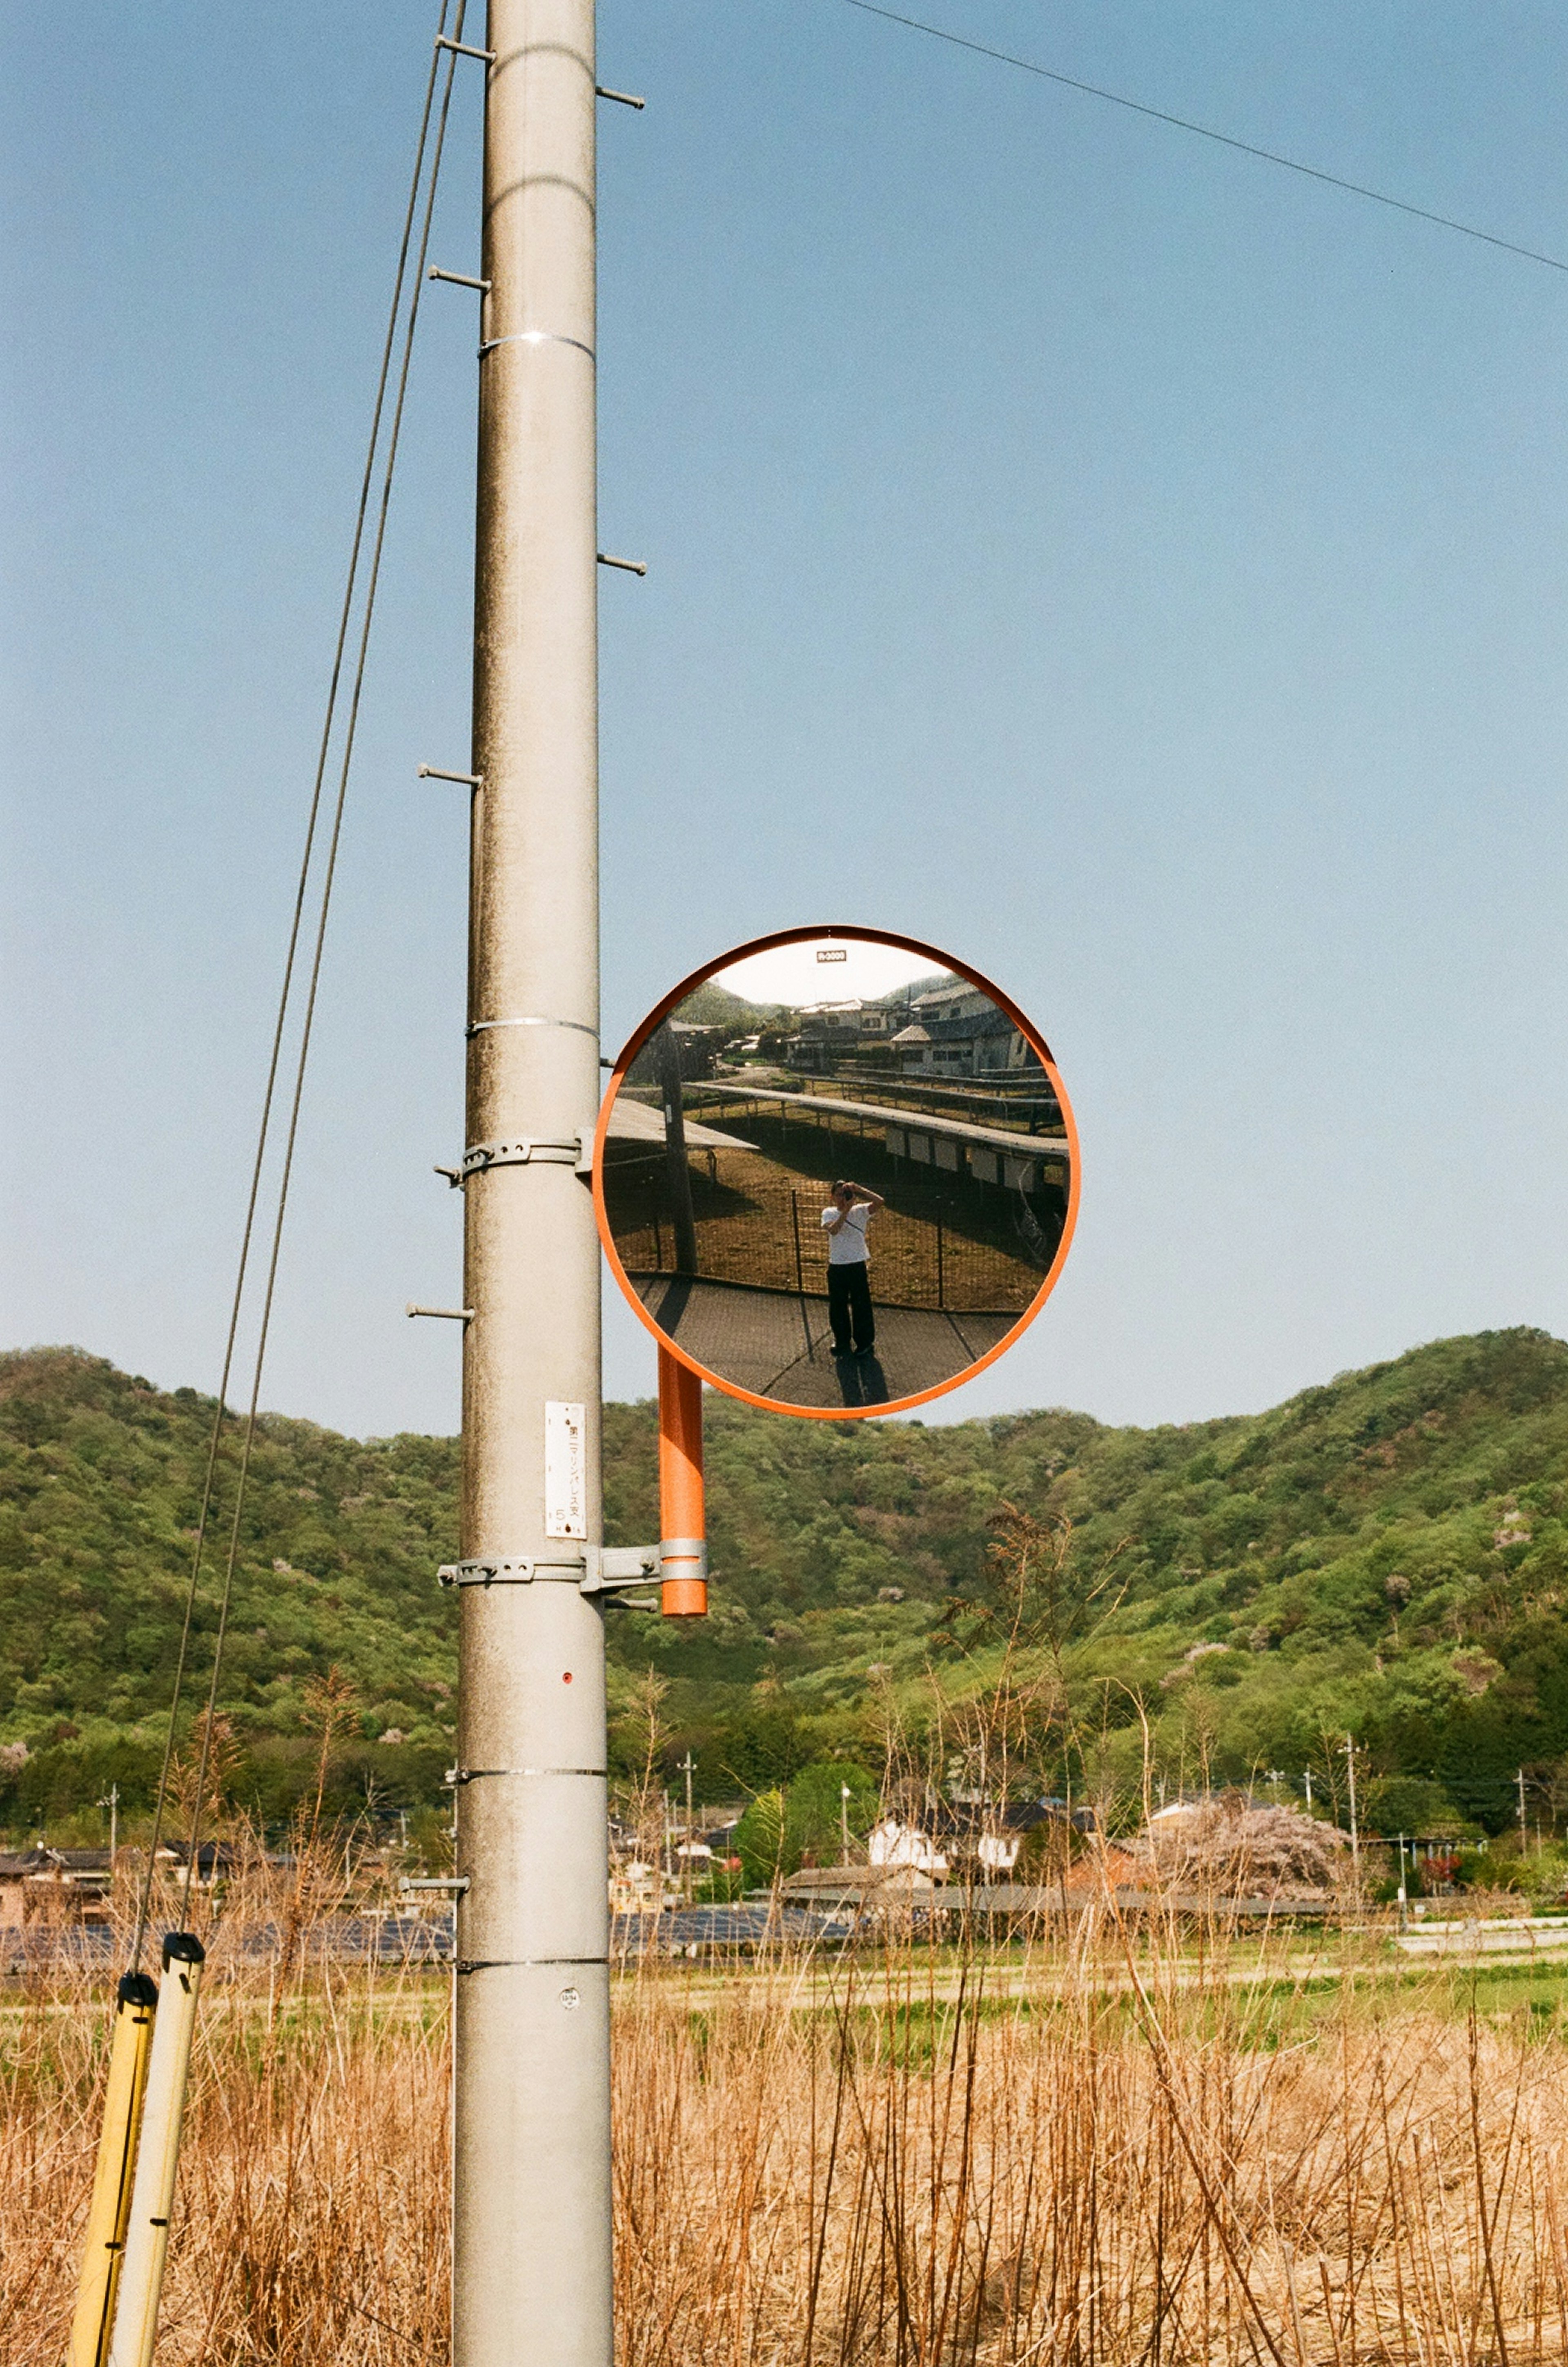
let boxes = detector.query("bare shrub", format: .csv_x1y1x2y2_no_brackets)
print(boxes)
1145,1792,1352,1900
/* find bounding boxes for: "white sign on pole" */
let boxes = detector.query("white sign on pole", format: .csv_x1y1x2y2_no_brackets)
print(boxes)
544,1401,588,1539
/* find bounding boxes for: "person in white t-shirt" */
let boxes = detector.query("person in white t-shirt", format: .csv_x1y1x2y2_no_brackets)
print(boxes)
821,1178,884,1357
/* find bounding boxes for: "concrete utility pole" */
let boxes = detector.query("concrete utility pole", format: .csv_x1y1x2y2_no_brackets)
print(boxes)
454,7,611,2366
681,1748,696,1900
1343,1736,1359,1871
1518,1766,1529,1853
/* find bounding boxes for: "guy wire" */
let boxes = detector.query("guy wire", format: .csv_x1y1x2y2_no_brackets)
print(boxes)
131,0,463,1966
177,4,470,1908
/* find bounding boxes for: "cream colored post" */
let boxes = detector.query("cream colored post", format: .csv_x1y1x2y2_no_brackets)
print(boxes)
106,1935,204,2367
454,6,611,2367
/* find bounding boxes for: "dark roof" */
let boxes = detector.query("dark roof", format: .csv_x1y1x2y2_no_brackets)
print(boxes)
932,1801,1062,1839
0,1846,112,1877
162,1841,241,1872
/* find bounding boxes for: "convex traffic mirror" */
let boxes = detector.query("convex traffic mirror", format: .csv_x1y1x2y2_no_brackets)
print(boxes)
593,927,1078,1418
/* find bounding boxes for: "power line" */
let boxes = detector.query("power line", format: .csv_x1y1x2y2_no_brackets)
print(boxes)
840,0,1568,276
178,3,470,1898
131,0,466,1964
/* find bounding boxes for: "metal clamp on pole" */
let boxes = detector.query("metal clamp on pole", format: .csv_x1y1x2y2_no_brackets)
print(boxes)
399,1875,471,1893
438,1555,589,1589
458,1133,592,1182
659,1539,708,1580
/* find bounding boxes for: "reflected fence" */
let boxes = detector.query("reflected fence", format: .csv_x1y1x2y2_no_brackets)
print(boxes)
603,1157,1055,1316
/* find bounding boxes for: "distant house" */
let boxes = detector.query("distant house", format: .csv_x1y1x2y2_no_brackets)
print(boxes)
625,1021,732,1086
781,1864,942,1923
0,1846,114,1925
158,1839,243,1892
895,986,1042,1080
787,1001,871,1072
933,1798,1065,1881
867,1818,949,1877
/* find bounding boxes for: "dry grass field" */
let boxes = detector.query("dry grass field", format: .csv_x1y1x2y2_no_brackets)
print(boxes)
8,1894,1568,2367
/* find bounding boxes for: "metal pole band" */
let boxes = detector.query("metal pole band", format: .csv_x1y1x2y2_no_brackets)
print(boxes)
449,1767,607,1783
456,1957,607,1976
439,1556,587,1588
439,1547,662,1593
659,1539,707,1569
459,1134,592,1179
466,1016,599,1039
479,329,596,362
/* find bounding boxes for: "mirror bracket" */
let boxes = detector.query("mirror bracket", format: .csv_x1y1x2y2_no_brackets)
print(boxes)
436,1544,666,1604
581,1545,664,1599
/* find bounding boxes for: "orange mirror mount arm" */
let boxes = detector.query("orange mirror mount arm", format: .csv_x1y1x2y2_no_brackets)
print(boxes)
658,1348,707,1618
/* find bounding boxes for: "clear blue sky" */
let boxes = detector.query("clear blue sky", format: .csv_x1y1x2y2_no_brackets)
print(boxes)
4,3,1566,1439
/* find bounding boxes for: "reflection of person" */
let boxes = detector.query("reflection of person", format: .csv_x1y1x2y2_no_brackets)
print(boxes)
821,1179,883,1357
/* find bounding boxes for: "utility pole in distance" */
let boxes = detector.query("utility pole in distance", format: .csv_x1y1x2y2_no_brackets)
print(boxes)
681,1747,697,1900
99,1783,118,1882
453,8,611,2367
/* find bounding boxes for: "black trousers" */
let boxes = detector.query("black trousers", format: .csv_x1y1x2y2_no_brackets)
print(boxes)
827,1261,875,1355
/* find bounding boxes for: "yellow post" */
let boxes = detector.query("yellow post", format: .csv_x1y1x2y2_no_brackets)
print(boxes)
106,1934,204,2367
70,1972,158,2367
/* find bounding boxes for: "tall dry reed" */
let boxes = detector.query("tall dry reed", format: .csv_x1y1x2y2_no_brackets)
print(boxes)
8,1897,1568,2367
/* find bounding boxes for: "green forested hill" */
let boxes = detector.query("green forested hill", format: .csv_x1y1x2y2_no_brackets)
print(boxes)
3,1329,1566,1838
